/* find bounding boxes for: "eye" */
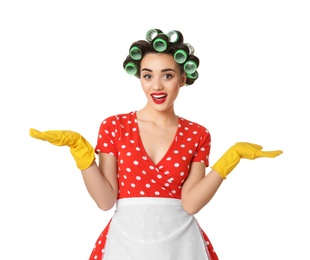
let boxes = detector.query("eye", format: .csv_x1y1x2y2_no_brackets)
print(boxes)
163,73,173,79
142,74,152,80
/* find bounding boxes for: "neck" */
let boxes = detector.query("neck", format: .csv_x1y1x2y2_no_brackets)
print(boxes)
136,106,178,126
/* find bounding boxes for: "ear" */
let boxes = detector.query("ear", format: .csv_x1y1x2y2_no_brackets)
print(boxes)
180,72,187,87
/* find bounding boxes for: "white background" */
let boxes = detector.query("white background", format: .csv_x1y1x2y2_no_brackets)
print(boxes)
1,0,309,259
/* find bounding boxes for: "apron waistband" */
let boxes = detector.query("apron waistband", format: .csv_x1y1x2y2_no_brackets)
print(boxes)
116,197,182,207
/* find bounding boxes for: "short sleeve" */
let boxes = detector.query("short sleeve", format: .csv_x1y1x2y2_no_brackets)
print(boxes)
192,127,211,167
95,116,118,158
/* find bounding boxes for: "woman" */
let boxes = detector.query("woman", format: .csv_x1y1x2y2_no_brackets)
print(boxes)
29,28,282,260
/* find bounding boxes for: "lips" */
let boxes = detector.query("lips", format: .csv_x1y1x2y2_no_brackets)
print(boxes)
151,92,167,104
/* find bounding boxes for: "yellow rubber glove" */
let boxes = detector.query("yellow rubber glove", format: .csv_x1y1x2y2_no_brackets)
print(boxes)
29,128,95,170
211,142,283,179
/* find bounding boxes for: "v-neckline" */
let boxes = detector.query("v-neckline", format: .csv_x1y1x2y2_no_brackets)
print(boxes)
133,111,180,167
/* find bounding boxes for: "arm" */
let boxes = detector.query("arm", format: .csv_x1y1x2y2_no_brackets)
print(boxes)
81,153,118,211
181,142,283,215
29,128,118,211
181,163,223,215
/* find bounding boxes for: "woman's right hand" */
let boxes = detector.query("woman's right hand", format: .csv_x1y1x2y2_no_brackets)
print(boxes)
29,128,95,170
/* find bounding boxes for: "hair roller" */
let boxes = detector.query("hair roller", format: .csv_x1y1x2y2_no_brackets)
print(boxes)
186,70,199,80
145,28,163,42
173,43,195,64
152,33,169,52
129,40,149,60
123,56,138,76
183,55,200,74
167,30,184,44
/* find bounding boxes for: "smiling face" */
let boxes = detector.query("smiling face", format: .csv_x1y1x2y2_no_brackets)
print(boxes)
140,53,187,113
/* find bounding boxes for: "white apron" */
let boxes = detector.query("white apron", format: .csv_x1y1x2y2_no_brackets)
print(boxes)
102,197,210,260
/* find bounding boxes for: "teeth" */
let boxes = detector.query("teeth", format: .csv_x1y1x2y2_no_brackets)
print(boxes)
153,94,167,99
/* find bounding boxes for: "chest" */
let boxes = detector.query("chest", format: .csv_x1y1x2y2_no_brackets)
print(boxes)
138,122,178,165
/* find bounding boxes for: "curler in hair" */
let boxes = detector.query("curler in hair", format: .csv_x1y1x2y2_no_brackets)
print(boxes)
184,55,199,74
152,33,169,52
186,70,199,80
146,28,163,42
173,43,195,64
167,30,184,44
129,40,148,60
124,61,138,76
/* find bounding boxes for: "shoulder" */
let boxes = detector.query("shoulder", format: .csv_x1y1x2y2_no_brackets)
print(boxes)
178,116,210,135
101,111,136,126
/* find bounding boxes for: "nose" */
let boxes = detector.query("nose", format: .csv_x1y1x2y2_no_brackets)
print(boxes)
152,77,164,91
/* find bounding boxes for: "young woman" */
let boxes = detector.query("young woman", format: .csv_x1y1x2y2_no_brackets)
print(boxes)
29,28,283,260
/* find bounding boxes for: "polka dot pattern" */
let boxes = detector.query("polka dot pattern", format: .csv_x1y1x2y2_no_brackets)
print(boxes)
95,111,211,199
89,111,218,260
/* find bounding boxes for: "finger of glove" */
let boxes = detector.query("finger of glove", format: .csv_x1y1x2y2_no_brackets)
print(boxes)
30,129,76,146
234,143,263,159
42,131,80,146
259,150,283,158
235,142,263,150
29,128,48,141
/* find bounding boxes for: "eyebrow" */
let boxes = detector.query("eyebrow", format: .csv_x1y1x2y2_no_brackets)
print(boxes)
141,68,176,73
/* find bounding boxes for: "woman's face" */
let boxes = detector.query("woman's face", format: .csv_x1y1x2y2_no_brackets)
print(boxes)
140,53,186,112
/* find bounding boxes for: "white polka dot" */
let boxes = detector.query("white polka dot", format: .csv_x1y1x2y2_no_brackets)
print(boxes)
180,172,185,176
155,191,160,196
126,168,131,172
133,160,139,165
157,174,162,179
103,143,108,147
182,156,186,160
174,163,180,167
136,176,141,180
121,145,126,149
126,152,131,156
146,184,151,188
131,183,136,188
140,191,145,195
174,150,179,154
166,157,172,161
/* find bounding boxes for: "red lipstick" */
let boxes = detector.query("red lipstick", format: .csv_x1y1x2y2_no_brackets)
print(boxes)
151,92,167,104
